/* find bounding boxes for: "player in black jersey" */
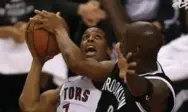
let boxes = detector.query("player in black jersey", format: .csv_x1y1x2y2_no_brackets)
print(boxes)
32,10,175,112
96,30,175,112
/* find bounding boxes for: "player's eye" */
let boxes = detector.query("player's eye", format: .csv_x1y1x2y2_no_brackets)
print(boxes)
83,35,89,40
95,35,102,40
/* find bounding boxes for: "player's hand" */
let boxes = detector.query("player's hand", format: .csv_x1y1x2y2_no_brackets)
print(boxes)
30,10,68,33
152,21,162,31
78,1,106,26
115,42,137,83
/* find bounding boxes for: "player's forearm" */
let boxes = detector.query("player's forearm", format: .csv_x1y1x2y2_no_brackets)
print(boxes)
19,60,43,111
102,0,131,41
55,28,86,71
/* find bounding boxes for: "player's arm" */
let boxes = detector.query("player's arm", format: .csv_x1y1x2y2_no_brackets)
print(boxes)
55,27,114,81
31,10,114,81
101,0,131,41
19,60,60,112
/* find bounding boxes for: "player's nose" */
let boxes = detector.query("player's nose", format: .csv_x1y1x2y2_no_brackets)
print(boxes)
87,36,95,43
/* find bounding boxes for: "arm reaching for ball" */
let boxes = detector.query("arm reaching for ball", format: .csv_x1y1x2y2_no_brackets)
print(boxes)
19,22,60,112
30,10,114,81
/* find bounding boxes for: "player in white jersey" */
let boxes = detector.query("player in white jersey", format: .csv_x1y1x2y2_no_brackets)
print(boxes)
27,10,175,112
19,17,116,112
56,76,101,112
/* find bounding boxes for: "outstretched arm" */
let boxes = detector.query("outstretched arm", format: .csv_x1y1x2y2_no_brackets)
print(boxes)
55,28,114,81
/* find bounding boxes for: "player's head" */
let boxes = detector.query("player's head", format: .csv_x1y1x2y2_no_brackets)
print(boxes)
120,21,163,63
80,24,113,61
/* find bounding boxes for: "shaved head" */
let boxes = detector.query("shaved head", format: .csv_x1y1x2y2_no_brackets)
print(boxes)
120,21,163,62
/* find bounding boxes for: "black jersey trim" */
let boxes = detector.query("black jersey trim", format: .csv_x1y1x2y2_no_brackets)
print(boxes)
139,62,163,77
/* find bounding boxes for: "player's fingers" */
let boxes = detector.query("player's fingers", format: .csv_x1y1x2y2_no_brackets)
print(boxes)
34,10,47,17
42,10,49,15
126,52,132,60
35,24,53,33
84,18,97,26
124,75,127,83
34,24,46,30
128,62,137,67
132,47,140,56
119,70,126,79
56,12,62,19
115,42,124,59
95,10,107,20
127,70,136,75
89,1,100,8
29,18,42,24
56,12,60,16
30,17,47,22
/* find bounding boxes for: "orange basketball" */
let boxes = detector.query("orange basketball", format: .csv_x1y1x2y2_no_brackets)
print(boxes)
26,18,69,59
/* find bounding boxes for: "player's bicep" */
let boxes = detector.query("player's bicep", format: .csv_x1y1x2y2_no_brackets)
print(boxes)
75,59,114,81
145,76,175,112
138,76,175,112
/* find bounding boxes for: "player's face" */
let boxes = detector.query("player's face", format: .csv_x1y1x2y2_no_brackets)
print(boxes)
80,27,109,61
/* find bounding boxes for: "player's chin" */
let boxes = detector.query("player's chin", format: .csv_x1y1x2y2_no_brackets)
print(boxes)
86,54,98,60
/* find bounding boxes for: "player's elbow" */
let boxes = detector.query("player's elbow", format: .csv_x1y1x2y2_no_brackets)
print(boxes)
19,94,38,112
64,50,85,71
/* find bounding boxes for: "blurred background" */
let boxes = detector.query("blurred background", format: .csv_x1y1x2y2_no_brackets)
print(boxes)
0,0,188,112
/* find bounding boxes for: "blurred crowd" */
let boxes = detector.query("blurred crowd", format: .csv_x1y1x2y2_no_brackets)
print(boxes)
0,0,188,112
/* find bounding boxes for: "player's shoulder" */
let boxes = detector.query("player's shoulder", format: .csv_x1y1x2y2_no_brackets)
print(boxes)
138,62,165,77
67,76,83,82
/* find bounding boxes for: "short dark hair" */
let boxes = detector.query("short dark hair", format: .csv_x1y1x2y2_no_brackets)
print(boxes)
77,20,116,48
96,20,116,48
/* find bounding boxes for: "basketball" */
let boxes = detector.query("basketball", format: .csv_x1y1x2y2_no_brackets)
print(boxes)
25,16,69,59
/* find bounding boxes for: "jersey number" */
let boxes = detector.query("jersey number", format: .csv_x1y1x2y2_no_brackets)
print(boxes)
107,105,114,112
63,103,70,112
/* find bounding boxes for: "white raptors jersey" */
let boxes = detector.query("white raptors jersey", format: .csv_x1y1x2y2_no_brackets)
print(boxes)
57,76,101,112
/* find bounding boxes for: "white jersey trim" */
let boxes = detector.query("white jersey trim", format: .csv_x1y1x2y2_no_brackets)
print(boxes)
135,102,147,112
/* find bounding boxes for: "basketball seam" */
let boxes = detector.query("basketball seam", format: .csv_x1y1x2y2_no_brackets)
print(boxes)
45,32,51,58
32,23,41,58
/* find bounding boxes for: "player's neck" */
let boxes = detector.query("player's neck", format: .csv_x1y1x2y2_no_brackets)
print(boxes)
136,60,157,74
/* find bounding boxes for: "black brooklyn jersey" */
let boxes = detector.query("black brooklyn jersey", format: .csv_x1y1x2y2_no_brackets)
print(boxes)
96,62,175,112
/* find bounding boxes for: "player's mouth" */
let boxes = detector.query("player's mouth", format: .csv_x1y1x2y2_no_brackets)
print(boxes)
85,45,97,57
